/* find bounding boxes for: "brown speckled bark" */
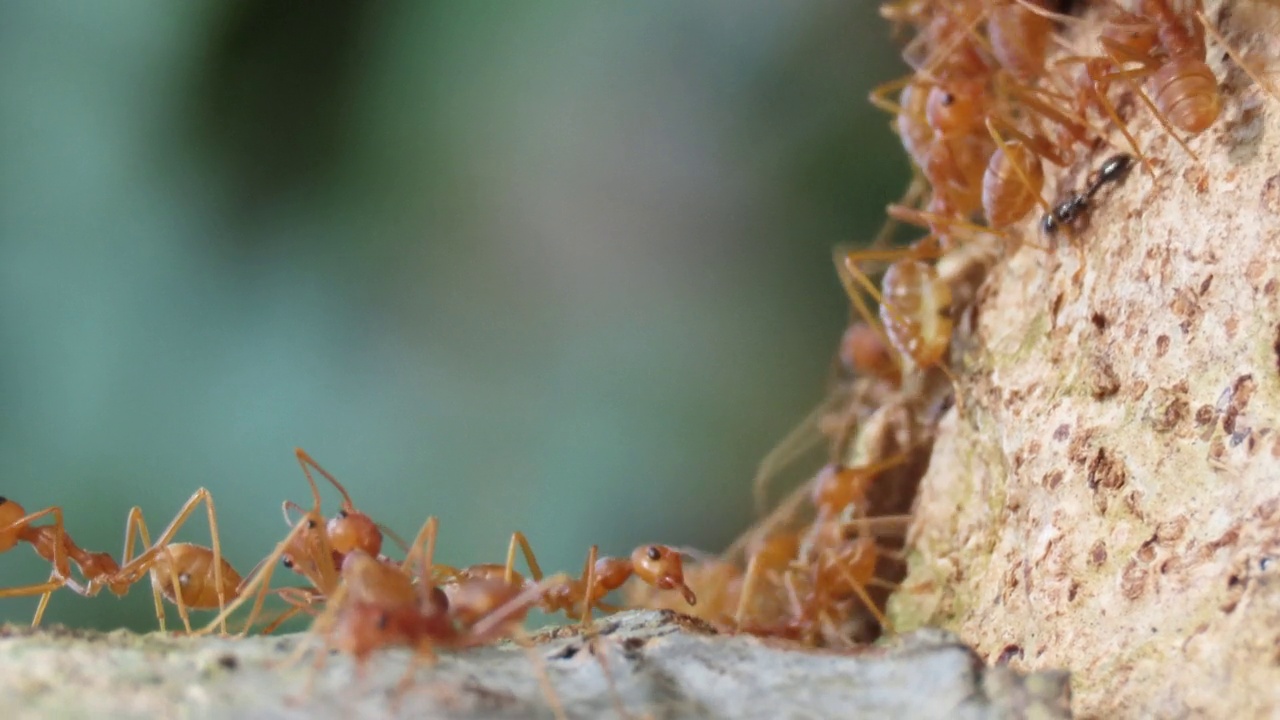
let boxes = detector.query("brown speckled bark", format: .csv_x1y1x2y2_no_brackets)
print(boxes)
888,2,1280,717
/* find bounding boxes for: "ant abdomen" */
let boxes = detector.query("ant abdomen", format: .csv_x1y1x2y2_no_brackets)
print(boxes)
896,81,933,170
987,1,1054,82
839,322,901,385
1149,56,1221,133
982,141,1045,228
151,543,243,609
880,260,954,368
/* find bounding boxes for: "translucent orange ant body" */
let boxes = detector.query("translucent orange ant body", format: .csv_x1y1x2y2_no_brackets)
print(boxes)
839,321,903,386
0,490,242,633
302,517,573,719
0,498,88,603
440,532,697,625
987,0,1058,82
195,448,402,635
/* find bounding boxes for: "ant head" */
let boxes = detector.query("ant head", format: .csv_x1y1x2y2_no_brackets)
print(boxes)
326,509,383,558
1040,212,1059,235
631,545,697,606
280,514,332,585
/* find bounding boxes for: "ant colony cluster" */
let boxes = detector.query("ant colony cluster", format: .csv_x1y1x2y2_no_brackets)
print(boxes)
631,0,1275,650
0,0,1274,713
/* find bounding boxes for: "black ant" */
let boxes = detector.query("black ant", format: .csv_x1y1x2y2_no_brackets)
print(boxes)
1042,154,1133,235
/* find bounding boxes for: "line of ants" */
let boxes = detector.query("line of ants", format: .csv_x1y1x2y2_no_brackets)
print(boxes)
0,450,713,715
0,450,700,637
0,447,925,715
4,0,1276,712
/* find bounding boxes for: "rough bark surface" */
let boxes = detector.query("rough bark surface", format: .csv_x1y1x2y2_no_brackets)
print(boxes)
0,611,1070,720
888,2,1280,718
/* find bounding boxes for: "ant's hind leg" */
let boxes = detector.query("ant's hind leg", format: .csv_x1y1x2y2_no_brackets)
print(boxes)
505,531,544,583
0,575,66,621
579,545,600,626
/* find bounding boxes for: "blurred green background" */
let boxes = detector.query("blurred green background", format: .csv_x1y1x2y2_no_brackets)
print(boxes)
0,1,904,631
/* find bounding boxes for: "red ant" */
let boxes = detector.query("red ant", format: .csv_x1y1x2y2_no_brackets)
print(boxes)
440,532,698,625
299,516,573,718
196,448,401,635
1,490,242,634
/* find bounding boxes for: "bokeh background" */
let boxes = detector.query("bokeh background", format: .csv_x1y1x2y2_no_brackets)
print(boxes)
0,1,905,631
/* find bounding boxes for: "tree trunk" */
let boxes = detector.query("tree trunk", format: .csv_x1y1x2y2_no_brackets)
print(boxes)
888,2,1280,717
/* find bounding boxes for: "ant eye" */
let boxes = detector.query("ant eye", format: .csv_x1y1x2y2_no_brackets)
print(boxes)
0,496,7,505
941,92,954,106
337,510,348,519
376,612,389,631
282,557,294,569
307,519,317,529
646,546,662,561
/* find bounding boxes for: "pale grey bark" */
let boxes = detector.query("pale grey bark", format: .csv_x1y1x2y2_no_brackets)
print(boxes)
0,611,1068,720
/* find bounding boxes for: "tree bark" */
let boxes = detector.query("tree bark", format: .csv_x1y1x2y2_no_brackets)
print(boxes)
0,611,1069,720
888,2,1280,717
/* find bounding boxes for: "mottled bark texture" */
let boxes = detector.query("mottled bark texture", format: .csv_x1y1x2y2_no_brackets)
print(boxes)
887,2,1280,717
0,611,1068,720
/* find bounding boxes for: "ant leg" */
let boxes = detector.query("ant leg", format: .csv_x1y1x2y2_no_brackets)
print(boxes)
1054,55,1158,177
117,489,229,635
401,515,440,577
727,467,820,563
119,507,169,633
379,524,411,556
0,576,66,601
838,564,894,634
867,73,918,116
886,203,1003,237
257,587,325,635
31,571,64,627
734,554,764,629
505,531,544,583
751,399,827,517
291,582,351,699
195,517,313,636
867,174,929,253
1196,10,1280,104
579,545,600,626
202,489,229,635
1098,39,1201,162
295,448,358,511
